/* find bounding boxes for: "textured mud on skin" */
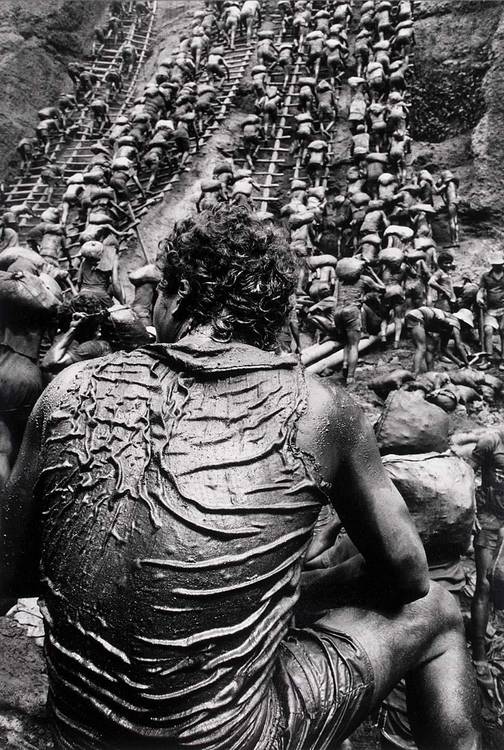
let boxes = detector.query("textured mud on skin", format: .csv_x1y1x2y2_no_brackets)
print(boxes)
2,3,504,750
36,340,326,746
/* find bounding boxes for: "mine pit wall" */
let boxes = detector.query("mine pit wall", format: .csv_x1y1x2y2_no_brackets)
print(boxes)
0,0,107,177
411,0,504,237
470,4,504,224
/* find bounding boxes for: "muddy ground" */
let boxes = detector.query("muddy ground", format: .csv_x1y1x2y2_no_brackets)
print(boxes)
1,0,504,748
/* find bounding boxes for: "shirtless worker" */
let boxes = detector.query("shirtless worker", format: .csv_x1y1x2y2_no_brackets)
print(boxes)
0,270,61,489
89,95,111,135
471,428,504,680
256,30,278,71
224,1,241,50
40,158,64,205
405,305,472,374
16,136,36,174
120,41,138,78
437,170,460,245
240,0,262,45
277,41,294,89
206,45,230,86
428,251,456,312
310,257,385,384
257,85,283,139
1,204,481,750
477,253,504,370
241,114,264,170
36,117,60,156
317,80,338,137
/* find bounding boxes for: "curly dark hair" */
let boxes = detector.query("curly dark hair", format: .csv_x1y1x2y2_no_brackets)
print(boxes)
158,205,298,350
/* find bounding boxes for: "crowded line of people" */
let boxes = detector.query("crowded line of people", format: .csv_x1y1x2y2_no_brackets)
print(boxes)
0,3,502,750
0,0,270,490
15,1,152,181
239,0,467,389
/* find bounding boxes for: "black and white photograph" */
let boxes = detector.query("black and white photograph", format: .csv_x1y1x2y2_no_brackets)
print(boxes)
0,0,502,748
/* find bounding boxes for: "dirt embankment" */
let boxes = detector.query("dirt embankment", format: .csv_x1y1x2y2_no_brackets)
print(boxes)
0,0,107,178
411,0,504,237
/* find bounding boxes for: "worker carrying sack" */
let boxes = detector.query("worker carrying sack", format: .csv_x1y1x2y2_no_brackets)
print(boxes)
335,256,366,282
375,389,450,454
0,270,60,316
383,452,475,560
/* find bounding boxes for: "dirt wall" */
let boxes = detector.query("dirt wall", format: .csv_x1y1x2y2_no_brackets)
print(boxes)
411,0,504,231
0,0,107,177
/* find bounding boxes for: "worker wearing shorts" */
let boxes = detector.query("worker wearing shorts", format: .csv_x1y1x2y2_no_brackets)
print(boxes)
333,303,362,338
471,430,504,669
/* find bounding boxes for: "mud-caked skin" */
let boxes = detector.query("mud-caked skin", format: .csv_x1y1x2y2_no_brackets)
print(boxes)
0,189,483,749
38,338,325,748
1,331,483,750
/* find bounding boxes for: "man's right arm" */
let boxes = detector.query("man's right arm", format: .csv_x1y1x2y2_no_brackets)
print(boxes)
473,433,495,468
303,380,429,605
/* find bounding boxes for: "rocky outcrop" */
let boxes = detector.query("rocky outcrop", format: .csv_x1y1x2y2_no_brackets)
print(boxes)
411,0,504,227
468,9,504,221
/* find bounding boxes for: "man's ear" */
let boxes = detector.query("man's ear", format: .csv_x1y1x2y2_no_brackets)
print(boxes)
173,278,191,317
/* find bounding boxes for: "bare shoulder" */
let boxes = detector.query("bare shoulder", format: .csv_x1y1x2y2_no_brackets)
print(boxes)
303,373,366,433
36,361,93,419
32,360,109,437
36,348,156,424
297,373,371,481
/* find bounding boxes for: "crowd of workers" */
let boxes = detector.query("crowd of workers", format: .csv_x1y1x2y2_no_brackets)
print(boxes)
222,0,478,391
1,0,504,748
0,0,272,491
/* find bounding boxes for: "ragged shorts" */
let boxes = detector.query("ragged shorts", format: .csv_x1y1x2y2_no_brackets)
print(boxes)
266,624,375,750
475,510,504,551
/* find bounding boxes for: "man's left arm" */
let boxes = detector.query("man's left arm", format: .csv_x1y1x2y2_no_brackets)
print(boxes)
0,398,45,598
0,367,81,599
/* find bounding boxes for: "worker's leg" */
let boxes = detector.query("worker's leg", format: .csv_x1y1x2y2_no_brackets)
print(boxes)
471,530,497,663
498,315,504,366
345,323,361,384
410,323,427,374
316,582,481,750
393,303,404,348
0,417,14,492
484,322,494,358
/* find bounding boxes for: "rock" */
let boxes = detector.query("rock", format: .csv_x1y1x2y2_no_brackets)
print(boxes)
0,616,52,747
